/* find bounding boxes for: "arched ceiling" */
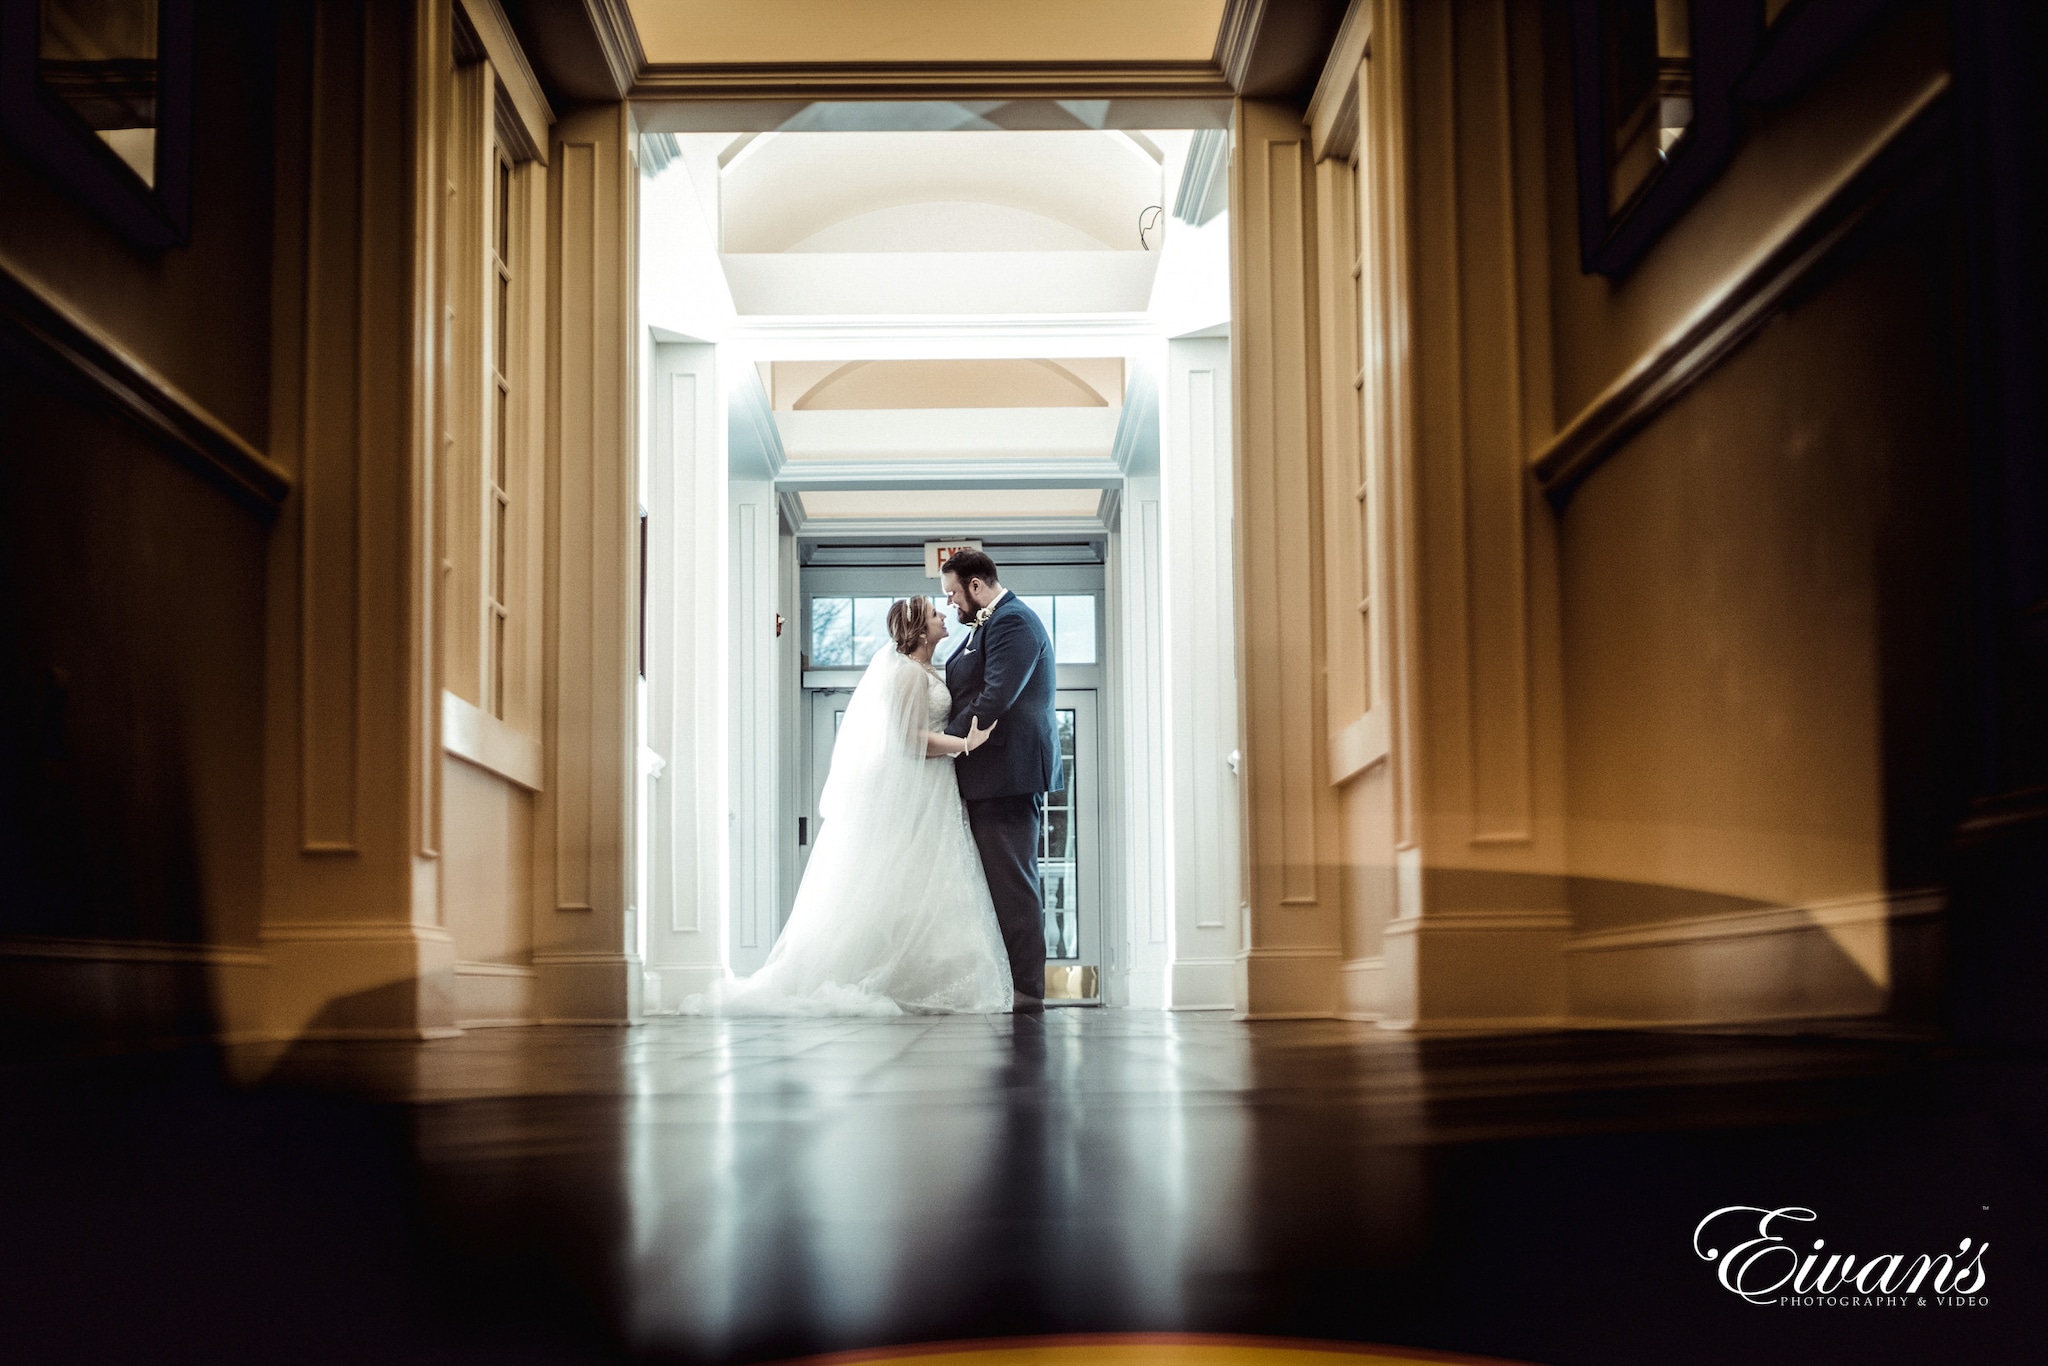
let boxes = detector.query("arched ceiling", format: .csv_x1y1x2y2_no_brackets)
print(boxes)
721,131,1163,255
775,359,1123,411
626,0,1228,66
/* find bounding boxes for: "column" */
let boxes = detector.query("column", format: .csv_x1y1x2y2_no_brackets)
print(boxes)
1226,100,1346,1017
1376,0,1569,1030
1113,464,1170,1007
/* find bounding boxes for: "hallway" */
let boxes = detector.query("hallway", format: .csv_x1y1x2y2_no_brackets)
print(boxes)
5,0,2048,1360
5,1014,2041,1364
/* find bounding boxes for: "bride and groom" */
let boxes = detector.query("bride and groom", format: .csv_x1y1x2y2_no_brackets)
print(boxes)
690,549,1060,1016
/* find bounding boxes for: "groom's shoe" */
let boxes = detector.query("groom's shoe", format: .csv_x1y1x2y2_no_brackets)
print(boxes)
1011,990,1044,1013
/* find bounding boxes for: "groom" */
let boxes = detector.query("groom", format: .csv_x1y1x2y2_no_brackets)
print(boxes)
940,549,1062,1011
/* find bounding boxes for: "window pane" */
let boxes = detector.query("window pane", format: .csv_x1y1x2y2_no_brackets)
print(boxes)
1054,595,1096,664
811,597,851,666
852,597,892,666
1020,596,1055,640
1040,708,1079,960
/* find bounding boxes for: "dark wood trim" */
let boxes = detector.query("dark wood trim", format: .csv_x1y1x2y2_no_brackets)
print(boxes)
630,60,1237,103
1531,78,1950,510
0,249,291,516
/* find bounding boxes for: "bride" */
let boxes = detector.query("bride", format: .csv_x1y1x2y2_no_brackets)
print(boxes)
685,596,1015,1015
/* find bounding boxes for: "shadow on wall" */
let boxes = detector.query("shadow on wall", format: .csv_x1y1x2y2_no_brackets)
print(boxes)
0,348,267,1058
1555,176,1971,1035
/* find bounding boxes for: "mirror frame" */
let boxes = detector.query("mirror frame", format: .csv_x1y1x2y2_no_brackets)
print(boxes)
1570,0,1762,277
0,0,194,251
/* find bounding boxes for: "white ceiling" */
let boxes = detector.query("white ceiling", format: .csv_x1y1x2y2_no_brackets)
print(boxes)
624,0,1229,66
641,123,1228,537
799,489,1108,521
721,131,1163,254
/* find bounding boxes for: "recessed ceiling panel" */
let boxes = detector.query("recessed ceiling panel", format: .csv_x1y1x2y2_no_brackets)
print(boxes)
775,359,1124,410
799,489,1106,520
627,0,1228,66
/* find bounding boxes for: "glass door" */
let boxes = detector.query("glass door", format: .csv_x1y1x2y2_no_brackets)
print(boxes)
1041,690,1100,998
796,563,1104,999
802,688,854,886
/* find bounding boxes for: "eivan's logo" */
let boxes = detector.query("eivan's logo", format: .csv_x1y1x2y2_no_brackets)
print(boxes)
1693,1206,1989,1306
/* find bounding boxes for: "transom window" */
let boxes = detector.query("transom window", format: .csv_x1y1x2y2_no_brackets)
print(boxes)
808,594,1097,668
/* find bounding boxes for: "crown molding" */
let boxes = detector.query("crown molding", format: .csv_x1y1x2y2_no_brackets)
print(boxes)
587,0,646,97
1305,0,1368,161
631,60,1236,103
460,0,555,146
1215,0,1270,89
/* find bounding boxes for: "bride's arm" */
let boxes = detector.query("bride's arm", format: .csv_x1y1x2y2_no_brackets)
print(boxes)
926,715,996,758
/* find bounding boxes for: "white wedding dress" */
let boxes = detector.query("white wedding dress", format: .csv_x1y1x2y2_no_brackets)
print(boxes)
684,646,1014,1015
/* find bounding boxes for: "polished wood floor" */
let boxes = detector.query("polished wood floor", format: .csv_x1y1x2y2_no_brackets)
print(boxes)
2,1011,2041,1364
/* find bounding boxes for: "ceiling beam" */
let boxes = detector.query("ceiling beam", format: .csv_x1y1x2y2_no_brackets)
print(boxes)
509,0,1351,112
787,513,1115,542
632,62,1237,104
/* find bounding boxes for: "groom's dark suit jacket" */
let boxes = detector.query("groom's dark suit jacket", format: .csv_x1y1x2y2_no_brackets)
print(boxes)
944,593,1064,802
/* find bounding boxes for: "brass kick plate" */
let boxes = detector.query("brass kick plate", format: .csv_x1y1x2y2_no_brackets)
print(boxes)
1044,965,1099,1003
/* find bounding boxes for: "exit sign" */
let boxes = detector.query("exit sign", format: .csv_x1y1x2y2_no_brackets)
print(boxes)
925,539,984,578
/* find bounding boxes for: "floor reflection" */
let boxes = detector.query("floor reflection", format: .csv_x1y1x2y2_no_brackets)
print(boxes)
3,1013,2042,1365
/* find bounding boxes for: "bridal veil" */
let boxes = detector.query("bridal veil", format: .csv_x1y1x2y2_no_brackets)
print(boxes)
685,645,1013,1015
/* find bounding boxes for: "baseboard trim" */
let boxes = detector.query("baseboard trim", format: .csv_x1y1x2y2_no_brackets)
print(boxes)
262,921,455,945
1372,1015,1572,1035
454,960,538,977
1564,889,1943,1027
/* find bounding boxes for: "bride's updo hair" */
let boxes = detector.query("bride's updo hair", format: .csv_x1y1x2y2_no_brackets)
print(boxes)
886,596,933,655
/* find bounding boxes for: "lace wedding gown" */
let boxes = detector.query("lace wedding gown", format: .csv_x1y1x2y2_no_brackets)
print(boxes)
684,647,1014,1015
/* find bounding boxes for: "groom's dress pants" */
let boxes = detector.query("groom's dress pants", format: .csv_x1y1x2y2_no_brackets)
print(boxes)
965,793,1045,998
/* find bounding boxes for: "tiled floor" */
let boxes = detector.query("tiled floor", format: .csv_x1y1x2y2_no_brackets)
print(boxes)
3,1012,2043,1364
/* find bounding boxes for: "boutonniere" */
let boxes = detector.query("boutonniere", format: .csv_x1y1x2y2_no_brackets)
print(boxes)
971,601,997,630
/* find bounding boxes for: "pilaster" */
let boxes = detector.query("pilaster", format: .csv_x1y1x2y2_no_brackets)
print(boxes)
1227,100,1345,1018
535,102,642,1024
1369,0,1570,1030
1163,335,1246,1010
641,340,727,1007
260,0,454,1040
